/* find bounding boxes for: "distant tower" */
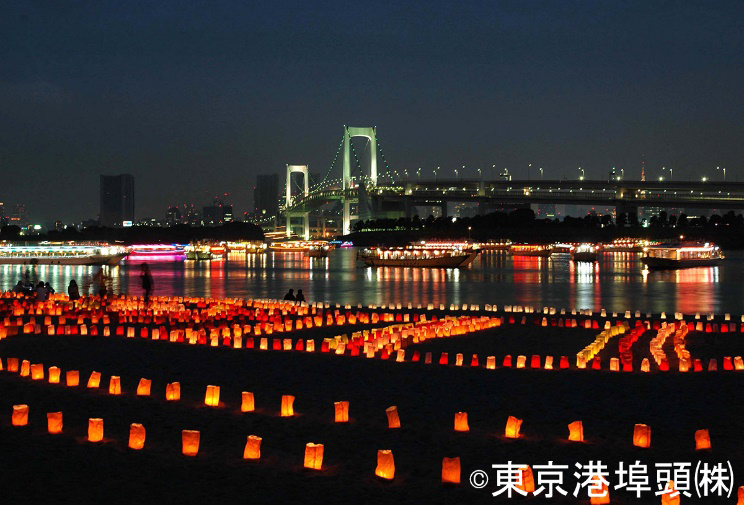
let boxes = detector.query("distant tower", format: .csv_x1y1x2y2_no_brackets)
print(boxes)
641,154,646,182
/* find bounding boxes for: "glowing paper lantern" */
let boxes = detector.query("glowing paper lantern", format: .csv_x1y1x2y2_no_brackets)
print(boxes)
243,435,262,460
87,371,101,388
129,423,146,450
241,392,255,412
108,376,122,395
303,443,324,470
633,423,651,448
737,486,744,505
88,418,104,442
20,360,30,377
136,378,151,396
375,449,395,480
516,355,526,368
517,465,535,493
661,481,680,505
47,412,63,434
442,457,461,484
7,358,19,372
568,421,584,442
281,395,295,417
182,430,200,456
486,356,496,369
48,366,61,384
386,406,401,428
166,382,180,401
454,412,469,432
204,385,220,406
30,363,44,380
66,370,79,386
12,405,29,426
590,475,610,504
334,401,349,423
505,416,522,439
695,429,711,450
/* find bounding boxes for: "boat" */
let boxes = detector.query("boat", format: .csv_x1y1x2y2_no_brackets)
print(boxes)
641,243,724,269
128,244,185,256
0,244,129,266
226,241,267,253
184,243,212,260
305,245,330,258
603,238,650,253
571,243,599,262
478,239,512,251
270,240,333,253
356,242,480,268
510,244,553,257
552,243,574,255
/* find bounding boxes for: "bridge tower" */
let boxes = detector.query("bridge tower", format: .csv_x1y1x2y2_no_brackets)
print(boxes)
285,164,310,239
342,126,378,235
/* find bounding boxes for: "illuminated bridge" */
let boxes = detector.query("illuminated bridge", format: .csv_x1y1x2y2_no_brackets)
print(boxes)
281,127,744,237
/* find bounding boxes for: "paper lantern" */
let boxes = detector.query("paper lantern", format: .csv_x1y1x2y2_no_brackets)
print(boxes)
66,370,79,386
12,404,29,426
48,366,61,384
20,360,30,377
486,356,496,369
516,355,526,368
375,449,395,480
204,385,220,406
88,418,104,442
641,358,650,372
47,412,63,434
505,416,522,439
737,486,744,505
109,376,122,395
182,430,200,456
454,412,469,432
661,481,680,505
386,406,401,428
7,358,19,372
87,371,101,388
30,363,44,380
517,465,535,493
334,401,349,423
695,429,711,450
568,421,584,442
166,382,180,401
281,395,295,417
442,457,461,484
129,423,146,450
633,423,651,448
136,378,151,396
590,475,610,504
303,443,324,470
243,435,262,460
241,392,255,412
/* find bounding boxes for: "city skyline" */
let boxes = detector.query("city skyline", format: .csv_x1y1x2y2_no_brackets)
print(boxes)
1,1,742,222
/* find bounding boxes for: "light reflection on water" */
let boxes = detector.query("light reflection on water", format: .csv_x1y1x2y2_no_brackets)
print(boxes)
1,249,741,314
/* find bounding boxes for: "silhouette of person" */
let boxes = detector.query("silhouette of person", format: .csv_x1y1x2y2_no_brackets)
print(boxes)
295,289,305,303
283,289,295,301
140,263,153,303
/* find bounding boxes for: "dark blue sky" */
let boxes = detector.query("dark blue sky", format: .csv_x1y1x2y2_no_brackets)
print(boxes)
1,0,742,222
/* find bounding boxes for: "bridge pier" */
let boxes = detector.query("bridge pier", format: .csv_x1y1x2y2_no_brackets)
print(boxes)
286,212,310,240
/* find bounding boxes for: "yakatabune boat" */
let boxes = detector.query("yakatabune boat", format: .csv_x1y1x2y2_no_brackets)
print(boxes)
571,243,600,262
357,243,479,268
510,244,553,257
0,244,128,266
641,243,724,269
128,244,185,256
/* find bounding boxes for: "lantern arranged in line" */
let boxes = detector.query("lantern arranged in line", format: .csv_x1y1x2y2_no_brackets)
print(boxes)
505,416,522,439
136,378,151,396
241,392,255,412
568,421,584,442
182,430,200,456
590,475,610,504
66,370,79,386
88,418,104,442
204,385,220,407
12,405,29,426
47,412,63,434
7,358,19,373
695,429,711,450
737,486,744,505
87,371,101,388
243,435,262,460
454,412,469,432
48,366,61,384
517,465,535,494
661,481,680,505
166,382,180,401
375,449,395,480
303,443,324,470
281,395,295,417
108,376,122,395
30,363,44,380
129,423,146,450
386,406,401,428
633,423,651,448
20,360,30,377
334,401,349,423
442,457,461,484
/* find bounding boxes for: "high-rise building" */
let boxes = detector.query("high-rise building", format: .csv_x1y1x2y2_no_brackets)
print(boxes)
10,204,28,226
100,174,135,227
254,174,279,218
202,198,232,225
165,206,182,225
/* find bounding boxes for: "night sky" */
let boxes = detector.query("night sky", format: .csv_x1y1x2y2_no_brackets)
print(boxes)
1,1,742,223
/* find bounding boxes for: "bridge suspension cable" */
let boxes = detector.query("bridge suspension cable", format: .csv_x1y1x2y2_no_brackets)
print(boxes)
311,134,346,191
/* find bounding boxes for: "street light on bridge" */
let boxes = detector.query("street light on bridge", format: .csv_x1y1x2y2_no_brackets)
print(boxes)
578,167,585,181
477,168,482,180
717,166,726,180
434,166,439,181
539,167,543,180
